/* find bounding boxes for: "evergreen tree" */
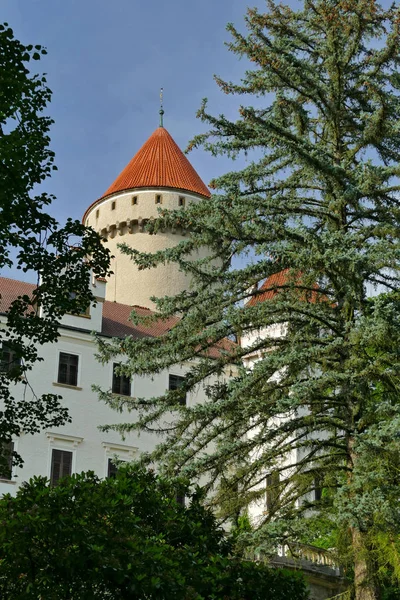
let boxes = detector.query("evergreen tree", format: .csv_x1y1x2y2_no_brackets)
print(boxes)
98,2,400,598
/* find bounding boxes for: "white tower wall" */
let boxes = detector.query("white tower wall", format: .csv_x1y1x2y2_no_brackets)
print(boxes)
85,188,208,308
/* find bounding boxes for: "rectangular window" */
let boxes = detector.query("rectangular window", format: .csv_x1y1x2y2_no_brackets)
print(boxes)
107,458,118,479
176,493,185,507
178,196,185,207
266,471,280,512
112,363,131,396
168,374,186,406
68,292,90,317
0,441,14,480
314,475,322,502
155,194,162,204
132,196,138,205
1,344,21,375
58,353,79,387
50,449,72,485
96,209,100,219
111,201,116,210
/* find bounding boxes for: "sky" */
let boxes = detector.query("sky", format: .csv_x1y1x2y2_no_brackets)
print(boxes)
2,0,270,226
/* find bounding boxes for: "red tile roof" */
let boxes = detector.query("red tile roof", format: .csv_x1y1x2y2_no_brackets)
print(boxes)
247,269,325,306
101,301,179,339
0,277,234,358
104,127,209,198
0,277,36,313
247,270,291,306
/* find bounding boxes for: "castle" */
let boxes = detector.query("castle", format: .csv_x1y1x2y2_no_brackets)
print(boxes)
0,122,214,492
0,122,349,599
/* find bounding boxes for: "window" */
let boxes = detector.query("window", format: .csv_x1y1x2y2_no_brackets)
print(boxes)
111,201,116,210
112,363,131,396
175,493,185,507
168,374,186,406
266,471,280,512
314,475,322,502
58,353,79,387
68,292,90,317
50,449,72,485
96,209,100,219
1,344,21,375
178,196,185,207
0,441,14,480
132,196,138,205
107,458,119,479
155,194,162,204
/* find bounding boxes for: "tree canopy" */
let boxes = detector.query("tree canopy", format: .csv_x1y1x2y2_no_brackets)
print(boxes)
0,466,308,600
0,22,110,468
97,1,400,599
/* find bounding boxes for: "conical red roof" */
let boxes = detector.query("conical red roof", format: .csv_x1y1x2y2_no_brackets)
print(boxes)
101,127,210,199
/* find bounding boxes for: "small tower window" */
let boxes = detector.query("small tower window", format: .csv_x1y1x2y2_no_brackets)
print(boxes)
111,201,116,210
155,194,162,204
179,196,186,207
96,209,100,219
132,196,138,205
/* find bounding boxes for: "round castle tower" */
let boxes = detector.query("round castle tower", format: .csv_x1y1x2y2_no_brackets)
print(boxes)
83,125,210,308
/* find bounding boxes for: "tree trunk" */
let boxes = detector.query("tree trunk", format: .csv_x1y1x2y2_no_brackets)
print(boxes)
351,527,381,600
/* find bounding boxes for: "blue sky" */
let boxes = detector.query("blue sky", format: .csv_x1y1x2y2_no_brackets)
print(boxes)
2,0,270,229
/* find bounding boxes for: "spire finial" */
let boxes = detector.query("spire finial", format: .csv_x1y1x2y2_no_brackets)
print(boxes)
159,87,164,127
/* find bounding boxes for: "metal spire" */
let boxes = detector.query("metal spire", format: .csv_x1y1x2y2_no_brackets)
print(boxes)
159,87,164,127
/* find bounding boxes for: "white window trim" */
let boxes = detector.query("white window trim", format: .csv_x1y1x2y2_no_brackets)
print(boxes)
46,432,84,448
102,441,138,478
46,432,83,480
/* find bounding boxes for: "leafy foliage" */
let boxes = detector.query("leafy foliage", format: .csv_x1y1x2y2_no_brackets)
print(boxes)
96,1,400,598
0,466,308,599
0,23,110,466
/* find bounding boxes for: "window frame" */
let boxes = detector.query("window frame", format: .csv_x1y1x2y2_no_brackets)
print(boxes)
266,471,280,512
50,447,74,486
57,351,80,387
112,363,131,396
0,441,14,481
67,292,91,318
107,457,119,479
0,343,22,375
102,442,138,478
168,373,187,406
314,475,322,502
